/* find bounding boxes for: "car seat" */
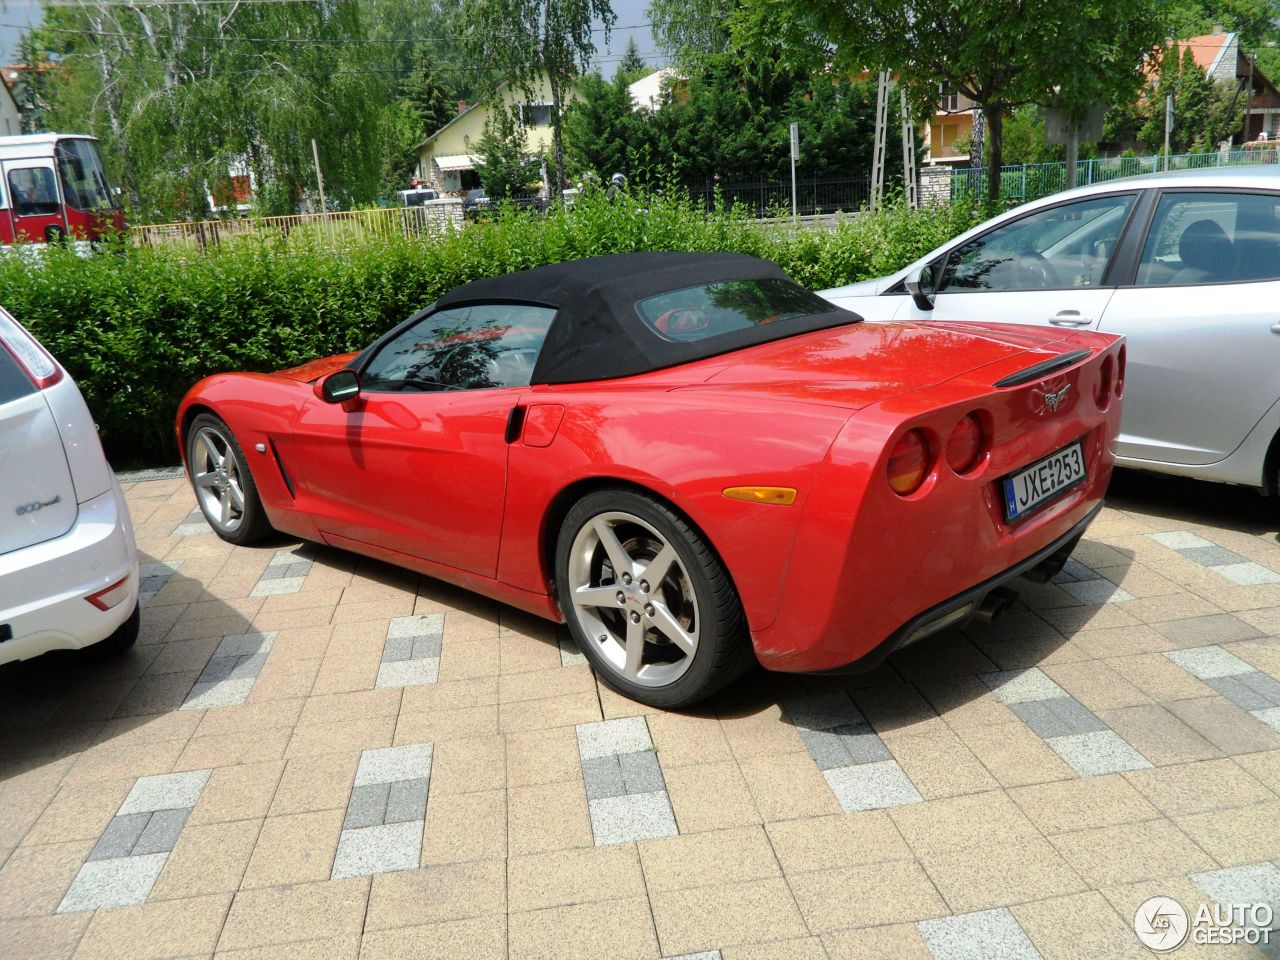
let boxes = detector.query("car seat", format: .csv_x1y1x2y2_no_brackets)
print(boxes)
1174,219,1234,284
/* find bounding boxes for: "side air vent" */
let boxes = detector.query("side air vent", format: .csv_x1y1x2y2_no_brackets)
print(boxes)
993,349,1092,389
268,440,296,498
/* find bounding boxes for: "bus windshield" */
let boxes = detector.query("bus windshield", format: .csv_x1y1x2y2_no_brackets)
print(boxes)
55,139,116,213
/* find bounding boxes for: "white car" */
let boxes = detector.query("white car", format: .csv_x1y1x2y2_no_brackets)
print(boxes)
0,308,139,665
821,167,1280,495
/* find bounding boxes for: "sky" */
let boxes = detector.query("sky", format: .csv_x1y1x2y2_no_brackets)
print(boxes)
0,0,659,74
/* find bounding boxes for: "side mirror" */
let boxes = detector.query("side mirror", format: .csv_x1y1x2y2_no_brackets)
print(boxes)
321,369,361,404
905,263,938,312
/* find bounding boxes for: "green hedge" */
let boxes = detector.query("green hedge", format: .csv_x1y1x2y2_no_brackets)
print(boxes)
0,191,982,467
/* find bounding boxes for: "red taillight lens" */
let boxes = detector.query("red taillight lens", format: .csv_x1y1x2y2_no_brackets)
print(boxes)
945,414,983,474
1115,346,1126,398
86,575,131,611
1095,355,1114,410
0,310,62,389
888,429,930,495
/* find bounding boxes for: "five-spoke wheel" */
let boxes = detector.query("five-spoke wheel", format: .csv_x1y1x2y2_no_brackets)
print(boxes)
185,413,272,545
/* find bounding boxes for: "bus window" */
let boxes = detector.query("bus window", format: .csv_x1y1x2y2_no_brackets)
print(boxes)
9,168,60,217
55,139,116,212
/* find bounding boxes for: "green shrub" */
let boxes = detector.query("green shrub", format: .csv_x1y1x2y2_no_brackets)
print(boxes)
0,190,982,467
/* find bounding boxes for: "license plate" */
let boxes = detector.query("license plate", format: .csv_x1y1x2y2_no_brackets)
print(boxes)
1001,441,1086,522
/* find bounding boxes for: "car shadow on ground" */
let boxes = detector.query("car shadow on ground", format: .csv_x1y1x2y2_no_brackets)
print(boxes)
1107,467,1280,542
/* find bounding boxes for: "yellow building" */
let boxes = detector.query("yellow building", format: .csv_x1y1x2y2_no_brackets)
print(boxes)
414,76,573,196
923,92,977,165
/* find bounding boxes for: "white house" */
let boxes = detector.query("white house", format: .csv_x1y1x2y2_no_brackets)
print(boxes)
0,76,21,136
627,68,682,111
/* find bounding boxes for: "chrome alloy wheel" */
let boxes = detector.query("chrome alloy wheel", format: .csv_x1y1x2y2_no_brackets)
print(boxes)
566,510,700,687
190,425,247,534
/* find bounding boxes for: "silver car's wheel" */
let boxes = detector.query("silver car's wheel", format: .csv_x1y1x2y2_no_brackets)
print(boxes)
556,489,754,708
566,510,700,688
185,413,273,546
191,424,248,534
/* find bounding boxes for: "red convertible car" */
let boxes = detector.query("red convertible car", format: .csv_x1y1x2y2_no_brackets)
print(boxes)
178,252,1124,707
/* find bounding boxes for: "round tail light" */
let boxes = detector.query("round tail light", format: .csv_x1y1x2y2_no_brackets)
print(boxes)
945,413,984,474
1115,346,1126,398
1095,355,1114,410
888,429,930,495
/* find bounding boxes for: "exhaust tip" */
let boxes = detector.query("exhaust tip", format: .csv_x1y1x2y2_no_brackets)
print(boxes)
974,586,1018,622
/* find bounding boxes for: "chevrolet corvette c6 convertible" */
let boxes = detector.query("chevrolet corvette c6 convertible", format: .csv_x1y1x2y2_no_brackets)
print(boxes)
178,252,1124,707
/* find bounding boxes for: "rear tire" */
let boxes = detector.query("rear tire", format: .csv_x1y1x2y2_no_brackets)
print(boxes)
555,488,753,709
186,413,273,545
85,603,139,659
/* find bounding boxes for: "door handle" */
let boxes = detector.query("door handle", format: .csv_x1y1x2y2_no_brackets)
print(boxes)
1049,311,1092,327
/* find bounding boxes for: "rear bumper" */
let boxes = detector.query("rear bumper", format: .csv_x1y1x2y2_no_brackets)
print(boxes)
0,480,139,665
809,502,1101,675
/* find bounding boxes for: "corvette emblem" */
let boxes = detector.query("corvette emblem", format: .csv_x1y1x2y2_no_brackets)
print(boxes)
1039,384,1071,414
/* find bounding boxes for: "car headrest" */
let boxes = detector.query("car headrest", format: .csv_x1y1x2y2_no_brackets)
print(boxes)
1178,219,1233,275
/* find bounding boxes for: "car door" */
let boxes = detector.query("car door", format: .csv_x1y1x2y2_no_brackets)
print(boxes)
1099,189,1280,466
3,161,67,243
896,191,1139,329
284,302,556,578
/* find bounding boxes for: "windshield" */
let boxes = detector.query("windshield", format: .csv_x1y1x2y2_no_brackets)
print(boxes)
55,139,116,213
635,278,840,343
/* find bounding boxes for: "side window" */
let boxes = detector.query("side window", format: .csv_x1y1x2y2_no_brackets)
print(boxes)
938,194,1135,293
363,303,556,393
1136,192,1280,286
8,167,61,217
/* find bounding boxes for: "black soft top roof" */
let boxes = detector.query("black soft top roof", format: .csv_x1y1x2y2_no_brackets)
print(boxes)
432,252,857,384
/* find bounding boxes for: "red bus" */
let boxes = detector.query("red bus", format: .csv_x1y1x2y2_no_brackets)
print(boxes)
0,134,125,245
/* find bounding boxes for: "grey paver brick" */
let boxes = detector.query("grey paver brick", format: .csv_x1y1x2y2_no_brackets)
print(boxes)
354,743,433,787
981,668,1068,704
1051,558,1096,583
344,782,392,830
619,750,665,795
918,907,1042,960
411,635,443,659
582,754,626,801
1010,697,1107,739
785,692,863,732
834,722,894,765
86,813,150,862
1239,671,1280,707
385,778,430,824
576,716,652,761
197,656,239,685
800,729,855,770
381,636,414,663
1180,545,1248,567
118,769,211,815
182,677,256,710
824,760,923,812
227,651,269,680
1164,646,1255,680
1255,707,1280,733
1046,730,1151,777
1148,531,1213,550
589,790,678,845
665,954,723,960
375,658,439,688
331,820,423,879
250,576,306,597
1206,675,1280,711
213,633,274,659
1191,862,1280,917
257,565,293,581
284,561,313,578
131,808,190,856
1215,562,1280,586
57,854,169,913
387,614,445,639
1059,579,1135,605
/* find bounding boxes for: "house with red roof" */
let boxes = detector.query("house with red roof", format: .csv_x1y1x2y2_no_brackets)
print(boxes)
1175,29,1280,143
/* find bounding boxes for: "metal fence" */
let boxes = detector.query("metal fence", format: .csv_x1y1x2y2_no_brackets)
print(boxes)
689,176,873,218
953,148,1280,204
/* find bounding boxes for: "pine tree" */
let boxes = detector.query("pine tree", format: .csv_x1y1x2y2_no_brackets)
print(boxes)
401,47,456,140
616,37,649,85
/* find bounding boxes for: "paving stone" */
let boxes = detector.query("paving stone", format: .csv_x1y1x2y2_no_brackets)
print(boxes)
576,716,653,761
344,782,392,830
1059,579,1135,605
381,636,414,663
131,807,190,855
1181,545,1248,567
824,760,924,812
1164,646,1255,680
182,677,256,710
376,658,440,688
258,565,294,581
251,576,306,597
666,953,723,960
1255,707,1280,733
196,656,239,685
1207,674,1280,711
785,693,864,732
86,813,150,862
1215,562,1280,586
619,750,665,794
1191,861,1280,917
589,790,678,845
412,636,444,659
582,755,627,800
1148,531,1212,549
1052,558,1096,583
331,819,423,879
285,561,313,578
388,614,445,639
118,769,211,815
210,631,276,662
800,729,856,770
917,907,1042,960
1046,730,1152,777
57,853,168,912
559,632,588,667
1240,671,1280,706
385,778,430,824
228,651,271,680
981,668,1068,704
355,743,433,787
1010,697,1107,740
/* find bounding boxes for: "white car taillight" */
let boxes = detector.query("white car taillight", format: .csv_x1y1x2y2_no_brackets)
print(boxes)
0,310,63,389
86,574,131,611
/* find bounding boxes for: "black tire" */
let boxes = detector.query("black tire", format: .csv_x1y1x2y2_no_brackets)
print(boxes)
85,603,139,659
555,488,754,708
185,412,274,546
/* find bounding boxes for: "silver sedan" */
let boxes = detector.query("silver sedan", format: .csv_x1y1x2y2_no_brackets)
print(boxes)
821,167,1280,496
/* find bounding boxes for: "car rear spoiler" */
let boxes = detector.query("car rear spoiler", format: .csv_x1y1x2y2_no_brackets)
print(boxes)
993,348,1092,388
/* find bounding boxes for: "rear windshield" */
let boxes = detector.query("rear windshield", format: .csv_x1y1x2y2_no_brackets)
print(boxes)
0,346,36,406
635,278,838,342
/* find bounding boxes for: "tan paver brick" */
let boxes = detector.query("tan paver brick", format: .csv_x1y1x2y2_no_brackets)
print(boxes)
365,860,505,931
241,809,343,887
505,726,582,788
921,836,1086,913
358,916,505,960
788,860,948,933
1097,703,1221,765
426,735,505,794
74,893,231,960
1124,757,1276,817
296,689,401,728
0,840,94,918
188,760,285,825
889,789,1040,857
721,937,828,960
1049,819,1217,885
823,923,933,960
150,818,260,900
638,826,778,892
421,788,506,865
1166,697,1280,755
218,935,361,960
510,896,658,960
650,877,807,954
663,760,761,833
737,752,841,822
175,728,291,771
508,780,593,856
270,753,358,816
1007,773,1162,835
509,844,646,912
284,715,396,759
0,913,89,960
1174,799,1280,866
394,704,500,744
217,877,370,952
498,692,602,734
646,711,734,768
1012,891,1150,960
880,722,998,799
766,811,910,874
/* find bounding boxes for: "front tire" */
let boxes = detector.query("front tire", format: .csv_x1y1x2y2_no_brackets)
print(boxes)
555,488,753,708
186,413,273,545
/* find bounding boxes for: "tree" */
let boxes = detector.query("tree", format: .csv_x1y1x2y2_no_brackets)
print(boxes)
564,71,646,177
476,103,534,199
461,0,615,205
730,0,1170,200
1139,46,1246,152
401,48,458,141
616,36,649,84
649,0,733,66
